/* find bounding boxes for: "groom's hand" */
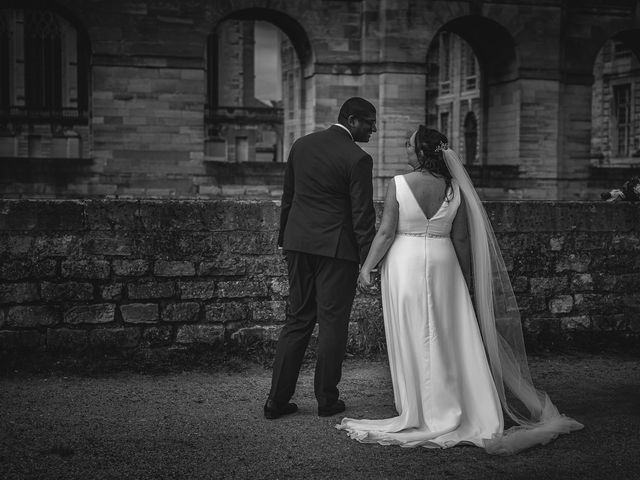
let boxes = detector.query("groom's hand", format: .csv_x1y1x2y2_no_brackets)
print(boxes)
357,270,373,293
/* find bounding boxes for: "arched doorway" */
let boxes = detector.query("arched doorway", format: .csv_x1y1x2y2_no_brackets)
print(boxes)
206,9,312,165
426,30,481,162
426,16,518,168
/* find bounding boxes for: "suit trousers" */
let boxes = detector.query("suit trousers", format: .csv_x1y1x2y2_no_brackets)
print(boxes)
269,251,359,407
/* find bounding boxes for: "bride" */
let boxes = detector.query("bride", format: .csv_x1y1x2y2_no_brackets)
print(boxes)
336,126,583,455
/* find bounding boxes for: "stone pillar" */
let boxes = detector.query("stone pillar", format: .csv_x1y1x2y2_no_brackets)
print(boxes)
518,78,562,199
486,79,521,167
241,21,255,107
557,77,594,200
374,70,426,199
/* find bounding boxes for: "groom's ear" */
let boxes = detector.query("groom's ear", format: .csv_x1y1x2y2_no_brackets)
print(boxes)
346,115,358,128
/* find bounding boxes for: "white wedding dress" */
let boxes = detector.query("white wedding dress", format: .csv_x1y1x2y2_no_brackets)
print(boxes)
337,175,504,448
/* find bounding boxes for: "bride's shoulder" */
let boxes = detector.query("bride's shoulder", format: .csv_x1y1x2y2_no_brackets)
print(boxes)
392,173,409,183
397,172,417,181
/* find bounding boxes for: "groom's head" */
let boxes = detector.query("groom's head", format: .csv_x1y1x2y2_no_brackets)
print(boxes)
338,97,377,143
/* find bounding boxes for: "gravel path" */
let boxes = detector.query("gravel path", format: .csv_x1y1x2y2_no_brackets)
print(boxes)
0,353,639,479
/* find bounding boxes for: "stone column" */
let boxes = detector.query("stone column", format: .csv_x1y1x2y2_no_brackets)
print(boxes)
373,69,426,199
557,75,594,200
518,77,561,199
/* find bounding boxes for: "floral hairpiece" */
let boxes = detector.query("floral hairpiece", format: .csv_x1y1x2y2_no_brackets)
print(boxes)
434,141,448,153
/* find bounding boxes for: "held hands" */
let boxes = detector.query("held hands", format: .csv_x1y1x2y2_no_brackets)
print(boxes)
357,268,374,293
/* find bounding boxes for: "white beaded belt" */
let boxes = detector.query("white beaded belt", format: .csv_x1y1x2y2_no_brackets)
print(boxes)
397,232,448,238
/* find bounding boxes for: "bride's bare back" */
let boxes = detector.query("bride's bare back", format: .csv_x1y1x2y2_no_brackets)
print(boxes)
402,171,448,220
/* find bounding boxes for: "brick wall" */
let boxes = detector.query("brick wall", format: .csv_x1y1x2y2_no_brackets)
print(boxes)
0,199,639,357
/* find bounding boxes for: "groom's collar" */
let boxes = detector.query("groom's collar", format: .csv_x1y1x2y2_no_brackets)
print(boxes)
332,123,353,141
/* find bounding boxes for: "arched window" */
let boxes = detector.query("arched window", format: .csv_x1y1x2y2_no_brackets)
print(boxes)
208,19,281,111
206,32,219,110
25,10,62,114
0,8,89,123
0,7,90,159
0,13,9,114
206,17,299,163
464,112,478,165
427,17,519,172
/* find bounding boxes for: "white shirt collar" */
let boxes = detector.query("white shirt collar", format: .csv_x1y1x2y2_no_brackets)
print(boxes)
333,123,353,141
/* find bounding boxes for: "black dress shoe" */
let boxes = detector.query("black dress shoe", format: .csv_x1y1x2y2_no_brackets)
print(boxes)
318,399,346,417
264,399,298,420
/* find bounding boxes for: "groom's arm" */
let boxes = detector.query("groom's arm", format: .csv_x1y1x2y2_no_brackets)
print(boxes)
349,154,376,265
278,146,296,248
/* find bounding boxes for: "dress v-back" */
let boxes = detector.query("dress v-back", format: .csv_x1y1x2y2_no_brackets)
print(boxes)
337,174,503,448
397,174,453,235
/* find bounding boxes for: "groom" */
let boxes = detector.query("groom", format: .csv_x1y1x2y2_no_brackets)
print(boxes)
264,97,378,419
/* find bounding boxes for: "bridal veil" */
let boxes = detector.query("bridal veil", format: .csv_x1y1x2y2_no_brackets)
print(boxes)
442,147,584,455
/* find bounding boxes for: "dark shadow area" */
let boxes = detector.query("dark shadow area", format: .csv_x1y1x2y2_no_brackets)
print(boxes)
0,157,94,186
203,160,286,186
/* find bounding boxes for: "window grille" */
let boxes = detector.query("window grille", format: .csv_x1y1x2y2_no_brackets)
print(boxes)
464,112,478,164
462,42,477,91
613,84,631,157
613,40,632,60
439,32,451,94
0,9,88,125
440,111,450,139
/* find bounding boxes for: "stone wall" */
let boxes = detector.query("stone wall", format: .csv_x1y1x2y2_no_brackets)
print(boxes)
0,200,639,357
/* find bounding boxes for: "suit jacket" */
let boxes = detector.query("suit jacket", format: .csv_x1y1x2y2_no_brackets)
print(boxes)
278,125,376,265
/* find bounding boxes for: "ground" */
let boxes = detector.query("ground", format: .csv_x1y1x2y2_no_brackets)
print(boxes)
0,352,639,480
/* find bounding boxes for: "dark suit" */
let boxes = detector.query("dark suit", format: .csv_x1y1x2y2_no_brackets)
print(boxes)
270,125,376,407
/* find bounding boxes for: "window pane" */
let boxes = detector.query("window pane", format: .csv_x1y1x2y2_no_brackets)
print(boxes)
213,19,283,109
254,21,282,106
25,10,62,111
236,136,249,162
613,84,631,156
464,112,478,164
440,111,450,138
439,32,450,82
0,13,8,110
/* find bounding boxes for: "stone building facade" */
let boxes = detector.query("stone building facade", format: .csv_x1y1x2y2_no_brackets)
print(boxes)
0,0,639,200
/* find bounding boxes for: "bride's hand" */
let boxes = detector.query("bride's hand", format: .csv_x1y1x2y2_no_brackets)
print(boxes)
357,269,373,292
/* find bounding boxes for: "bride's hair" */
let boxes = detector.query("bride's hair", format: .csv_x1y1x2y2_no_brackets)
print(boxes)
414,125,453,194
